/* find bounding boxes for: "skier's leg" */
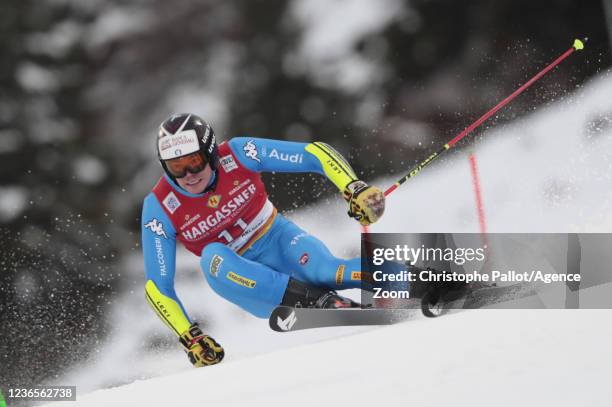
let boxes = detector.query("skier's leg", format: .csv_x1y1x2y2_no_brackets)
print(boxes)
264,216,364,290
265,217,409,292
289,236,363,289
199,242,289,318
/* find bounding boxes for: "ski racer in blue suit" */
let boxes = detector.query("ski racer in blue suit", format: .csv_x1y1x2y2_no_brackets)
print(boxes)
142,113,385,367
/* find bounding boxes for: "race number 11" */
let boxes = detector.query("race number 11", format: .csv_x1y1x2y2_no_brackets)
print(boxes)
218,218,248,243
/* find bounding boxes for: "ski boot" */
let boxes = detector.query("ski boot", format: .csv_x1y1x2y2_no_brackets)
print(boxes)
281,278,361,309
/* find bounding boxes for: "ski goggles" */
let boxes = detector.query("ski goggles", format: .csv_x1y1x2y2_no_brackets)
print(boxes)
164,151,208,178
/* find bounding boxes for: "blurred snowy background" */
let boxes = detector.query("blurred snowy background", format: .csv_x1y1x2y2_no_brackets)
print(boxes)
1,0,612,396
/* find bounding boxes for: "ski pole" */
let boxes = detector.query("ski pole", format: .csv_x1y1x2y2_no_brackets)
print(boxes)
383,38,585,197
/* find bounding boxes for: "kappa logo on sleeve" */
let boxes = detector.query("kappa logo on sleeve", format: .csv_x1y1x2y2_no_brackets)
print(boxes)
243,139,260,163
162,191,181,214
144,219,168,239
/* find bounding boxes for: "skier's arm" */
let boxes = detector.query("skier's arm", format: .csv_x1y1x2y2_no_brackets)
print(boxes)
228,137,385,225
142,195,225,367
228,137,357,191
141,194,192,336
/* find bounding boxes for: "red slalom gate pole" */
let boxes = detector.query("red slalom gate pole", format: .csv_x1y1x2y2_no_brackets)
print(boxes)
468,153,487,237
383,39,585,198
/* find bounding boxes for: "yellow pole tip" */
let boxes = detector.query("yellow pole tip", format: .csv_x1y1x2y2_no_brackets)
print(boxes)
573,39,585,51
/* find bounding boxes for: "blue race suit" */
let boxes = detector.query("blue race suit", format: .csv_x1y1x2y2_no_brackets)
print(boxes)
142,138,363,335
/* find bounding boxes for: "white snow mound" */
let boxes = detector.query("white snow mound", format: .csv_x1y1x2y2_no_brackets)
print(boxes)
47,309,612,407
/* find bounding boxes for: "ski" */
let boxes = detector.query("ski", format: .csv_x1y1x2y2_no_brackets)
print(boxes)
269,306,414,332
421,282,538,317
270,283,538,331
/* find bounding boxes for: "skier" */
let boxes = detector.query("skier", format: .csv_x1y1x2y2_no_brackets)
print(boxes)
142,113,385,367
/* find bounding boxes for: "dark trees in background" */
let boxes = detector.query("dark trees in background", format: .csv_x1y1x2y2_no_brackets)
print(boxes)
0,0,119,387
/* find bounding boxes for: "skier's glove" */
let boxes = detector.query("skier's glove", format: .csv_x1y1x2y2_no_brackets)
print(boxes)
343,180,385,226
179,322,224,367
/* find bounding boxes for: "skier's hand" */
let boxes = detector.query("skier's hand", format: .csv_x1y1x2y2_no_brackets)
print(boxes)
343,180,385,226
179,323,225,367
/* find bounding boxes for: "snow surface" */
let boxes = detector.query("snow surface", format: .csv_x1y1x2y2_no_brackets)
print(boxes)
45,69,612,405
47,310,612,407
